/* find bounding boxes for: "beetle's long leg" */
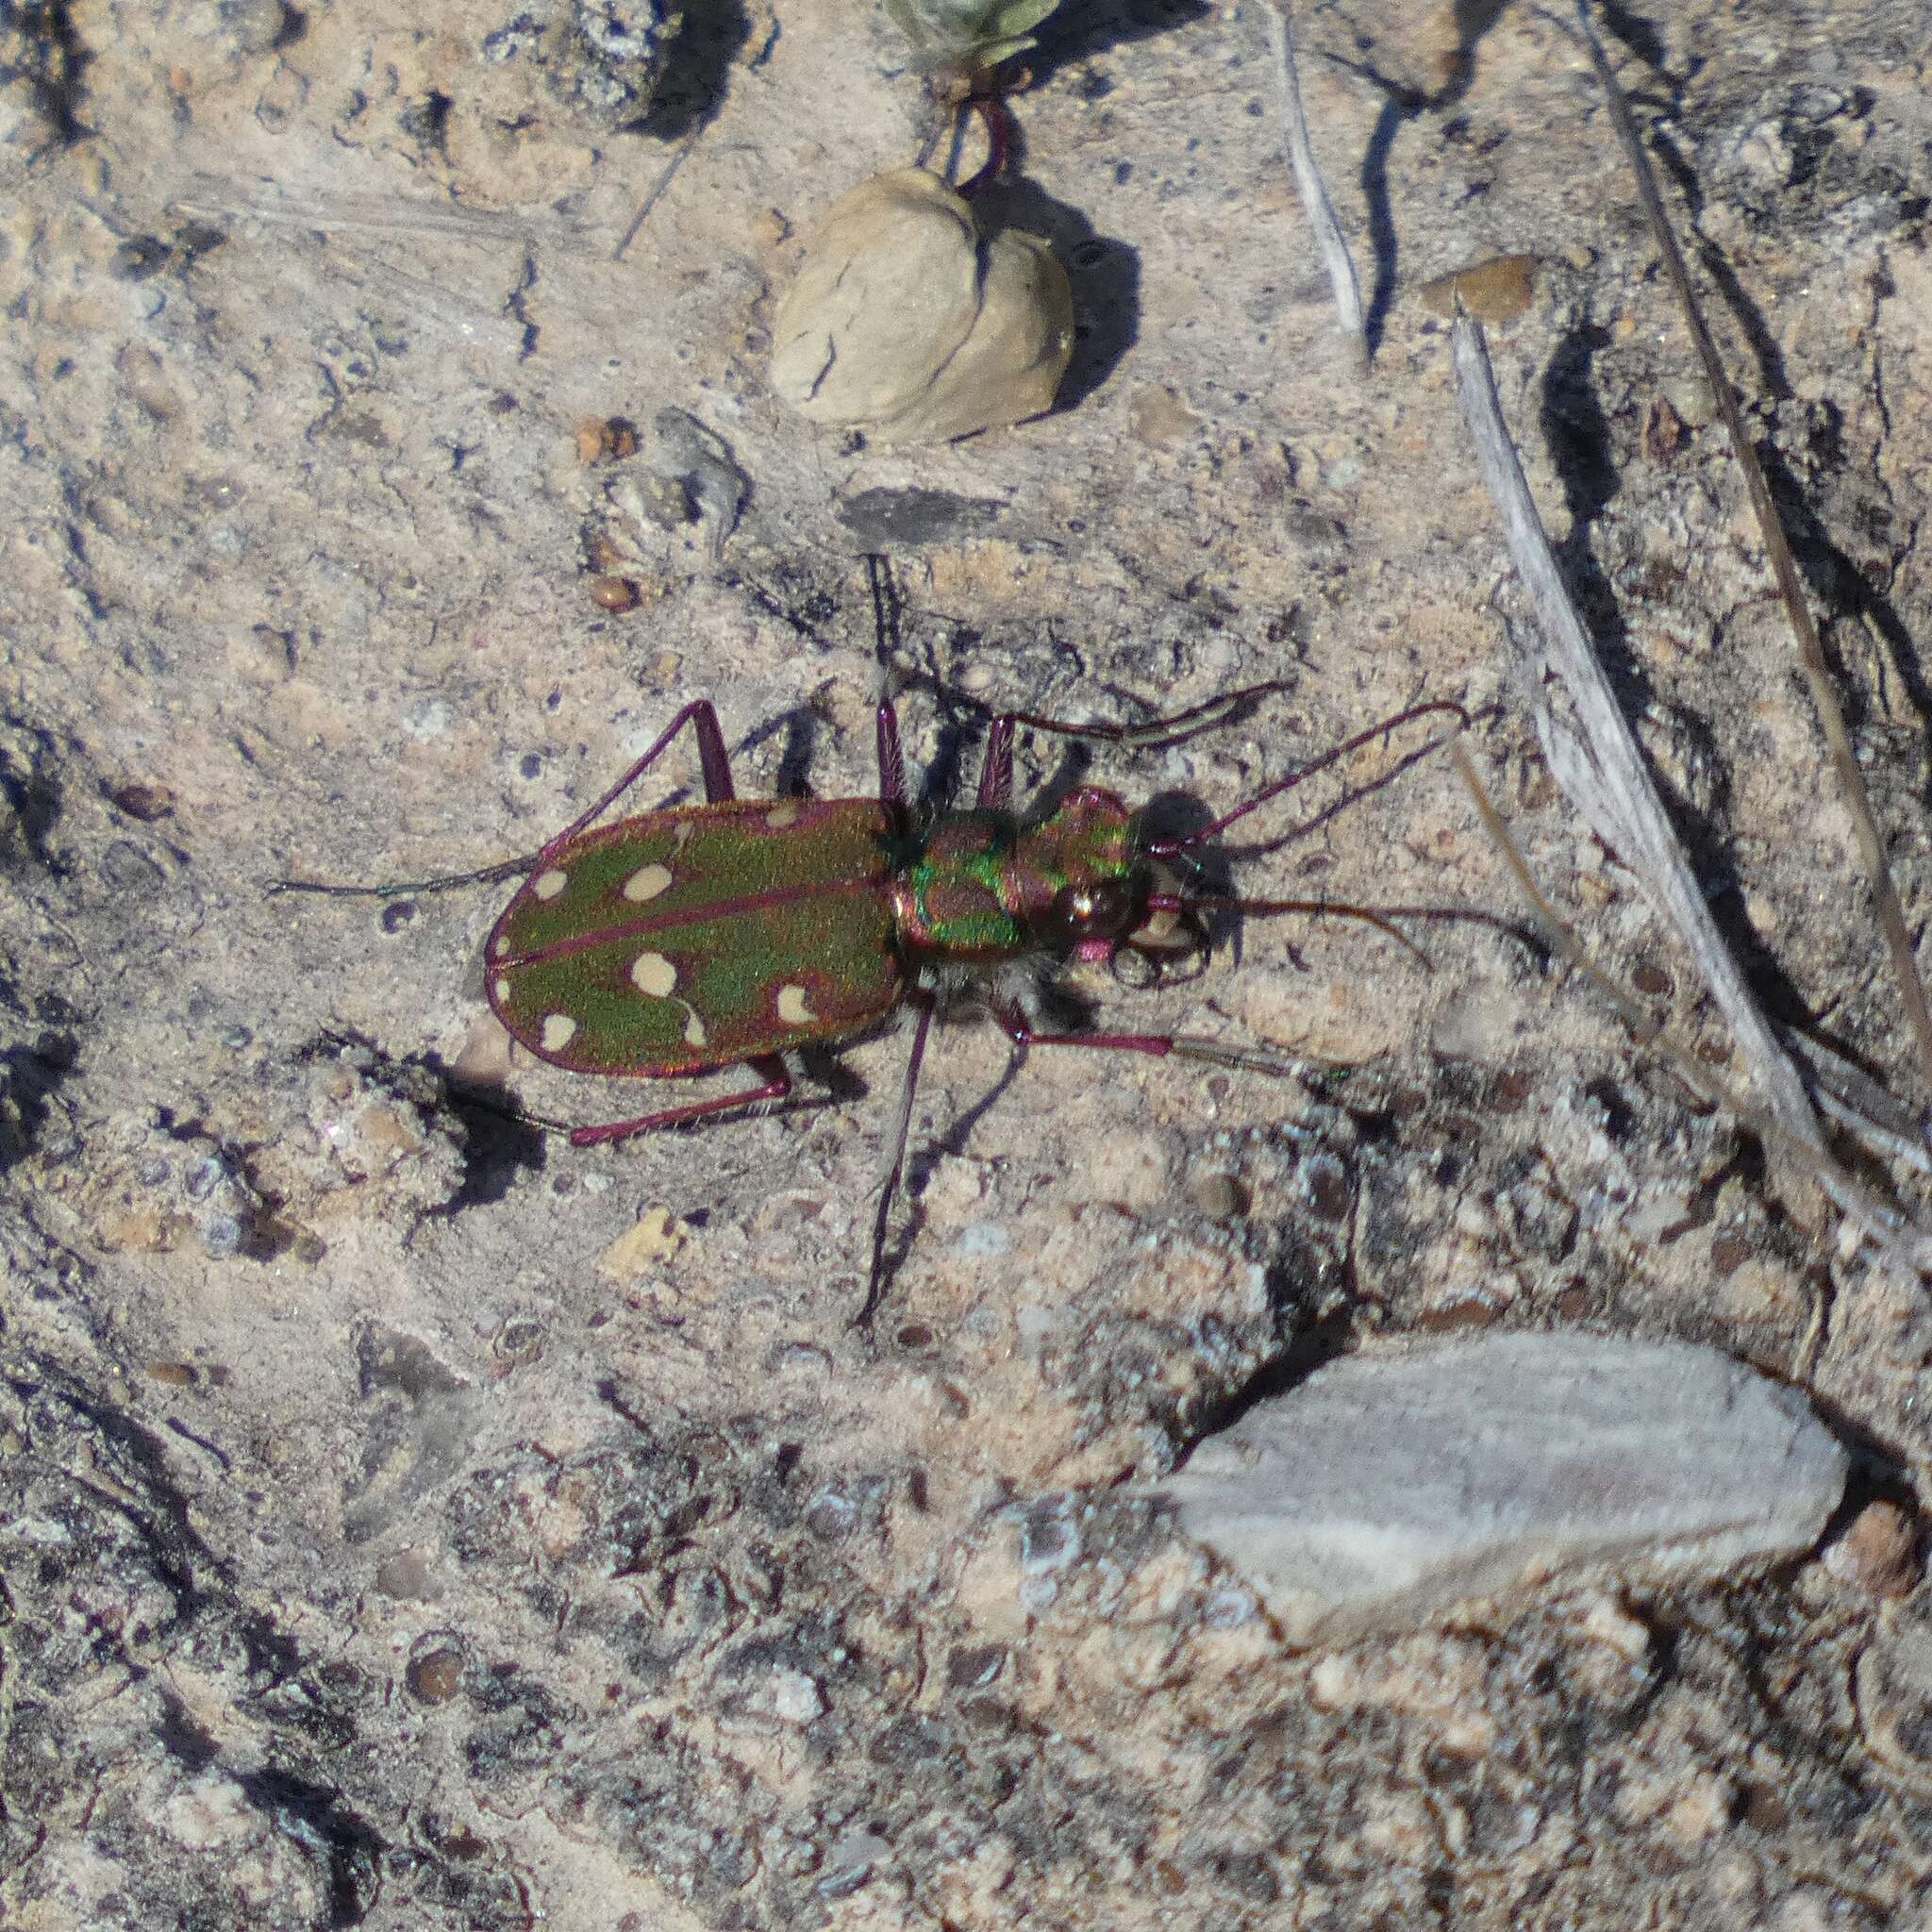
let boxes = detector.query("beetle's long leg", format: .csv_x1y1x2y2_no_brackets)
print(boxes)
989,1003,1314,1078
568,1054,791,1145
990,679,1303,750
876,691,910,810
554,698,736,852
859,992,937,1328
268,856,530,900
272,700,740,898
988,1000,1177,1058
957,681,1306,814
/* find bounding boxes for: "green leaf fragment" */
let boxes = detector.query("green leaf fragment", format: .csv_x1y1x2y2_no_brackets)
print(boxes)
881,0,1062,72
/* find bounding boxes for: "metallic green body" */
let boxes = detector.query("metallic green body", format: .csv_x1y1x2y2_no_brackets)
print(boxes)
891,790,1137,960
486,786,1142,1076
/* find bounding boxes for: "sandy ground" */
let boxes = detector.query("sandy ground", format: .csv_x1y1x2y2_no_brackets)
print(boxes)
5,1,1932,1925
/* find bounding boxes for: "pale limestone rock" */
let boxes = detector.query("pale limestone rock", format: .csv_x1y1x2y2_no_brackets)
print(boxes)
1155,1333,1847,1645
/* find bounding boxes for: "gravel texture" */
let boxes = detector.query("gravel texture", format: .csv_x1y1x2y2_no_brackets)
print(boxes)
5,2,1932,1927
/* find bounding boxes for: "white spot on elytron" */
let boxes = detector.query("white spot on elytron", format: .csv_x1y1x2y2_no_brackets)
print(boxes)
631,952,678,998
682,1008,709,1049
489,932,508,958
766,800,802,829
491,977,511,1005
532,868,568,901
622,861,675,903
776,983,817,1026
541,1013,578,1053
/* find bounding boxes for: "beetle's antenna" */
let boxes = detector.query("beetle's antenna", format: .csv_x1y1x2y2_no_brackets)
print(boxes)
1144,700,1469,856
858,991,937,1329
1155,891,1433,969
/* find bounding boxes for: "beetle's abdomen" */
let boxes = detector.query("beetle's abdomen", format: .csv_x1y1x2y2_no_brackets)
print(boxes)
487,798,901,1075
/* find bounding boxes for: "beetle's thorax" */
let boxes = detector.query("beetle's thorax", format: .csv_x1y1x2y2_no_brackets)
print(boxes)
891,787,1141,963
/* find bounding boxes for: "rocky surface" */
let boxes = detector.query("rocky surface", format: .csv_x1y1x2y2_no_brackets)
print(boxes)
5,1,1932,1926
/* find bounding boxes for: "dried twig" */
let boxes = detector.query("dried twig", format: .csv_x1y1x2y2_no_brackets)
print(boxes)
166,177,562,248
1574,1,1932,1095
1266,0,1363,355
1454,741,1932,1277
1450,311,1823,1155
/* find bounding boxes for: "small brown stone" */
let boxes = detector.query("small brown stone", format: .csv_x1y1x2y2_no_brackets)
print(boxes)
589,575,641,613
407,1649,464,1705
573,416,636,463
573,416,608,464
1418,254,1540,325
111,781,176,821
1822,1501,1919,1598
1642,395,1687,463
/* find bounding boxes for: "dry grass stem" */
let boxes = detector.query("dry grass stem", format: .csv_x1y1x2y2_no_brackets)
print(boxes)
1452,742,1932,1280
1450,310,1822,1155
1574,0,1932,1094
1267,0,1364,354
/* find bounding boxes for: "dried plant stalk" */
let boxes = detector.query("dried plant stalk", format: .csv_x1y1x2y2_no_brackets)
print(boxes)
1266,0,1363,353
1450,312,1822,1155
1574,0,1932,1096
1453,741,1931,1278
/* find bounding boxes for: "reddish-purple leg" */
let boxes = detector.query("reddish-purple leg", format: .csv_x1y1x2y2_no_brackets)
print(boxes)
976,715,1016,809
958,687,1466,855
1143,700,1468,855
569,1055,791,1147
876,691,910,809
271,700,741,899
859,992,937,1327
546,699,736,854
988,1001,1175,1059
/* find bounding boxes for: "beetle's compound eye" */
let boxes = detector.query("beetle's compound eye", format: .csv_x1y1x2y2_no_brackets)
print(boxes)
1042,878,1137,947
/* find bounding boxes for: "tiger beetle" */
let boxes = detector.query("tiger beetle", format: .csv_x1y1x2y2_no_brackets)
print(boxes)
278,583,1464,1320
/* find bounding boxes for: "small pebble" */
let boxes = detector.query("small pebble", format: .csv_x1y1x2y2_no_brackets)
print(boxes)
589,575,641,613
1822,1501,1919,1598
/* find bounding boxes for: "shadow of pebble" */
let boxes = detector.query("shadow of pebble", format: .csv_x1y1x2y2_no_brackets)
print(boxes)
979,179,1140,414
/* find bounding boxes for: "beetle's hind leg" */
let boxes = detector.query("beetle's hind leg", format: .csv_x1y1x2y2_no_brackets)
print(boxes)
272,699,741,899
568,1055,791,1145
858,992,938,1329
557,698,738,847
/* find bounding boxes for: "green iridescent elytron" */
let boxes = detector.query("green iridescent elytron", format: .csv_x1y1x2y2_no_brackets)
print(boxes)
472,673,1458,1312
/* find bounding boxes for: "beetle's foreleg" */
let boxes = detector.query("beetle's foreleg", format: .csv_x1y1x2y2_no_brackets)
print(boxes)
1143,700,1468,856
987,999,1177,1059
568,1053,791,1145
989,1000,1318,1080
